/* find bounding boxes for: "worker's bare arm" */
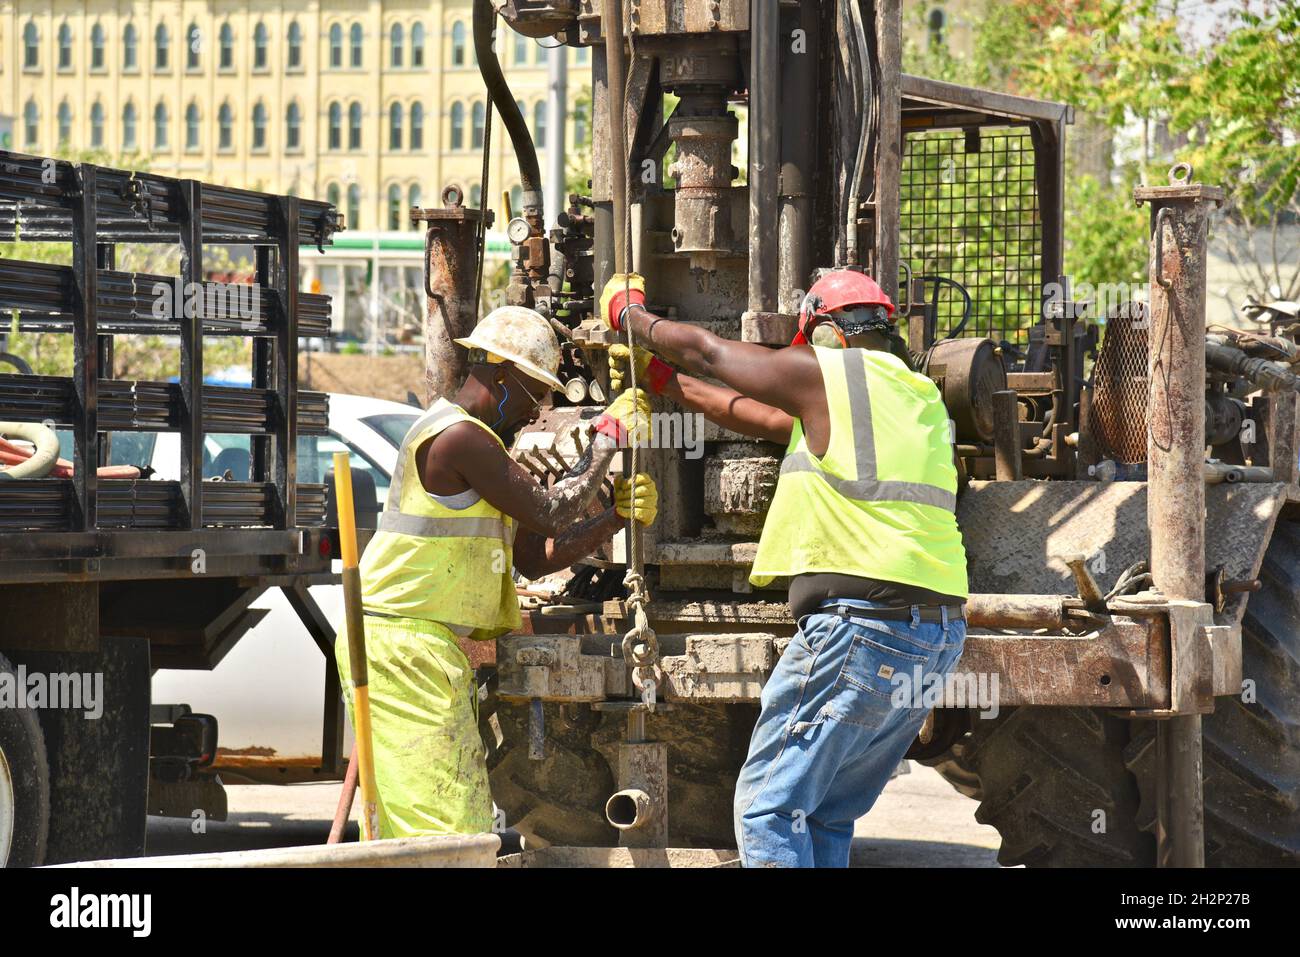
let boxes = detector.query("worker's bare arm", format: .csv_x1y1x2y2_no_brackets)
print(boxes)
513,508,622,580
439,422,617,538
660,371,793,445
625,304,822,421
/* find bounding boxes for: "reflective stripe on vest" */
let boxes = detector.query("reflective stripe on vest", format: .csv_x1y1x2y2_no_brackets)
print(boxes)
781,349,956,512
376,512,507,539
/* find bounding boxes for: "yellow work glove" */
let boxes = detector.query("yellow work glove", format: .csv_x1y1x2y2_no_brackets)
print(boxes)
608,343,675,395
593,387,652,446
614,473,658,527
598,272,646,331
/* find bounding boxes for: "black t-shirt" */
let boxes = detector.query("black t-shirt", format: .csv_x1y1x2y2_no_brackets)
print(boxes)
788,572,964,620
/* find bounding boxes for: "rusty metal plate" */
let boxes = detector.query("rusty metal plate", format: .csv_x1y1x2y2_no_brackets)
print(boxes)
958,480,1286,622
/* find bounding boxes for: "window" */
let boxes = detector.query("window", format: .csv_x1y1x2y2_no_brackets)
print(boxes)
534,101,547,149
328,102,342,150
58,24,73,71
23,100,39,148
927,8,947,49
471,101,485,149
57,102,72,145
186,22,200,70
360,413,419,451
122,102,137,150
329,24,343,68
451,22,466,66
408,185,422,228
514,34,527,66
573,104,586,146
185,103,200,151
575,46,589,66
155,23,169,70
287,21,302,69
91,24,106,70
253,22,269,70
252,102,268,151
153,101,169,150
535,43,548,65
347,184,361,230
348,102,362,150
350,23,363,68
23,22,38,70
411,23,425,68
286,102,301,151
509,185,523,217
91,102,105,148
449,102,465,150
387,184,402,230
389,103,403,150
218,103,233,151
219,23,233,70
410,103,424,151
390,24,403,68
123,23,138,71
469,183,482,208
326,182,341,210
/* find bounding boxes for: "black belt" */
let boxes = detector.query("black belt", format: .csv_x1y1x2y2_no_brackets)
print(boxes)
820,601,965,624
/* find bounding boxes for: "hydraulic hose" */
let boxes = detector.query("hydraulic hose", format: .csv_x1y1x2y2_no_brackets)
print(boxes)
0,421,59,480
473,0,543,218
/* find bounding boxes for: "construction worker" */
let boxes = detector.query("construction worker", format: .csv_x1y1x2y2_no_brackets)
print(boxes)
337,305,657,838
600,270,968,867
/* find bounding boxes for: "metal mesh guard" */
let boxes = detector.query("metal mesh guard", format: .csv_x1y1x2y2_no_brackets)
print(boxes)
1091,302,1150,464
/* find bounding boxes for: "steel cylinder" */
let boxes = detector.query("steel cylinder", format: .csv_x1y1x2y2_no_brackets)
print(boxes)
417,187,485,405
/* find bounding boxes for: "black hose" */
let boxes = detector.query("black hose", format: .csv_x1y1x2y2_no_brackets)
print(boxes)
473,0,543,216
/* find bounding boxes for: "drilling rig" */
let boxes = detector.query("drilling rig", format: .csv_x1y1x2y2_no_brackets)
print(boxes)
415,0,1300,866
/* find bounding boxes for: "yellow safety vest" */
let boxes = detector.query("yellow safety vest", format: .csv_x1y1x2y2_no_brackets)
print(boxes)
750,346,969,598
359,399,522,640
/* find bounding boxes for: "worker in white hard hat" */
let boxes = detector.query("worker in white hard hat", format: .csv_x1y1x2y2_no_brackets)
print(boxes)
336,305,657,838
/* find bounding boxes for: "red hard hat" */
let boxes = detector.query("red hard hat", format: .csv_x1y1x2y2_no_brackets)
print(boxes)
793,270,896,345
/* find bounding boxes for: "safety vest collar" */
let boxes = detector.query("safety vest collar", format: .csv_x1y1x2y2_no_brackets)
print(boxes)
783,349,957,512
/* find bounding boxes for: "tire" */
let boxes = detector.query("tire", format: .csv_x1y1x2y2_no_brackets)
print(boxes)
488,698,757,849
0,652,50,867
966,522,1300,866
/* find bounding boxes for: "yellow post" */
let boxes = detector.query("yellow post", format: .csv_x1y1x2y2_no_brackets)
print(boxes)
333,452,381,841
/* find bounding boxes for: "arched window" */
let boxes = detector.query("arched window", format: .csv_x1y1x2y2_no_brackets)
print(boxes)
154,22,169,70
329,24,343,68
91,24,106,71
388,102,403,150
186,22,201,70
328,102,342,150
57,101,72,144
514,34,527,66
154,101,169,150
449,102,465,151
451,22,466,66
122,101,138,150
471,101,485,149
347,184,362,230
387,184,402,230
410,103,425,151
573,105,586,147
408,185,422,227
348,102,362,150
219,23,234,70
326,183,341,210
534,101,547,149
123,23,138,71
23,22,39,70
469,184,482,208
535,43,548,65
390,24,404,68
91,102,105,148
23,100,39,147
287,21,302,69
286,102,302,151
509,185,523,217
350,23,363,68
252,102,268,151
185,103,200,151
253,22,269,70
58,24,73,71
411,23,426,68
218,103,233,151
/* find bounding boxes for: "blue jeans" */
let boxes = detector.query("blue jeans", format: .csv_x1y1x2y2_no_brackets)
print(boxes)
733,598,967,867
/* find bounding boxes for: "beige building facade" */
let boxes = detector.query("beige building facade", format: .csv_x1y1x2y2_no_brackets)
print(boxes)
1,0,591,230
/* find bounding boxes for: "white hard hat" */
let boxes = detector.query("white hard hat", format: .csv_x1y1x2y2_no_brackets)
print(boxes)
455,306,564,391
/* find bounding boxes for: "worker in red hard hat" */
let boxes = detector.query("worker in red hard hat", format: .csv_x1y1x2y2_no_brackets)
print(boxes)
599,268,969,868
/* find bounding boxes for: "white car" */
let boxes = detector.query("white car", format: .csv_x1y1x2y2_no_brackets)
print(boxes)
150,393,419,783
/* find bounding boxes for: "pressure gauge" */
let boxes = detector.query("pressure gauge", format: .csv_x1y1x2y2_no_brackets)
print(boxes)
506,216,531,244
